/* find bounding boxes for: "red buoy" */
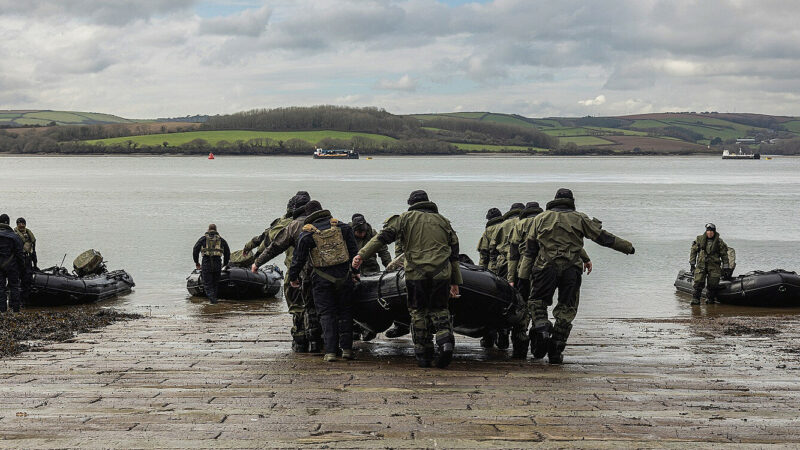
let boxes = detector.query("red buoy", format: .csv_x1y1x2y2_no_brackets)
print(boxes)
208,152,215,160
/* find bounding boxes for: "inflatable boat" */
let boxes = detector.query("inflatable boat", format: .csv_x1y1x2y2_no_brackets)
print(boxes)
674,269,800,307
28,266,135,306
186,265,283,300
353,261,528,338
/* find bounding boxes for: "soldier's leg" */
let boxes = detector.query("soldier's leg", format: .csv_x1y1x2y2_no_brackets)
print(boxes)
692,270,707,305
312,281,339,357
549,266,583,364
19,255,32,307
285,283,308,352
200,260,216,303
510,307,531,359
529,265,557,358
336,281,354,354
302,278,323,352
706,273,721,304
0,269,7,312
406,279,434,367
5,266,21,313
209,258,222,303
427,278,454,369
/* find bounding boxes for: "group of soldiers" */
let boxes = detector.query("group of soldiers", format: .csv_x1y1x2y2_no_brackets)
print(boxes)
194,188,642,367
0,214,37,313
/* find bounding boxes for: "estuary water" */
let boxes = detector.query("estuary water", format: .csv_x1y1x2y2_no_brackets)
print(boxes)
1,155,797,319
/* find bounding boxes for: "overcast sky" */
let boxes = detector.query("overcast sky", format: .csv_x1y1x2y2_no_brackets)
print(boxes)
1,0,799,118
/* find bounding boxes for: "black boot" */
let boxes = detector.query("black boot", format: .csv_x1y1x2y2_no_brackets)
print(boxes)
416,349,433,368
691,290,702,305
496,329,510,350
548,340,566,365
511,337,530,359
530,323,552,359
479,331,496,349
385,323,410,338
435,338,454,369
309,340,324,354
291,339,309,353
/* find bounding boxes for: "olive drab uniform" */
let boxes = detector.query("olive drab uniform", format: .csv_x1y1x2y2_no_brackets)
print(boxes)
352,224,392,273
255,210,322,351
0,223,24,313
13,226,36,306
193,231,230,304
690,233,730,303
477,216,504,269
487,208,522,276
290,210,359,357
360,200,462,367
522,196,634,363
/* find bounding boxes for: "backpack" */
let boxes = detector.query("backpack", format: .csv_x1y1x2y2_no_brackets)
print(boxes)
306,219,350,268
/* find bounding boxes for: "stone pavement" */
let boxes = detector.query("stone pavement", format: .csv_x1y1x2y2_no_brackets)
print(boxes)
1,307,800,448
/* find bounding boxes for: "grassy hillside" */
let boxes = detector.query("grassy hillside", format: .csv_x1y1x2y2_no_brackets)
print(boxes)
0,110,135,127
86,130,397,147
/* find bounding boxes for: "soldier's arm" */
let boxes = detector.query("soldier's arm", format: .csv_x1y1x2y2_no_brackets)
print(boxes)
720,239,730,268
222,239,231,267
580,248,591,263
583,216,635,254
689,240,699,266
192,237,204,265
359,221,399,260
288,234,312,281
255,226,293,266
449,231,463,285
13,237,24,271
377,243,393,268
487,228,500,271
507,243,520,284
30,231,38,266
243,232,265,253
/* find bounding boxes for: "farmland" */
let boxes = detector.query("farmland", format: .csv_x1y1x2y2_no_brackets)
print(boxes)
86,130,397,147
0,110,135,127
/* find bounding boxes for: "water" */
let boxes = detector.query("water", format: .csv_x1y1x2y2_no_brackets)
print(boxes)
1,155,798,319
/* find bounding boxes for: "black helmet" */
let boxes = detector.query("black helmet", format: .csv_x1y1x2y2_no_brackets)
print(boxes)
555,188,574,200
304,200,322,215
0,214,8,225
294,192,311,208
510,202,525,211
705,223,717,232
16,217,26,225
351,213,368,230
486,208,502,220
407,190,429,205
525,202,540,209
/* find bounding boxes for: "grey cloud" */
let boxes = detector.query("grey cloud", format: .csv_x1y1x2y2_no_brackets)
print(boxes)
0,0,197,25
199,5,271,37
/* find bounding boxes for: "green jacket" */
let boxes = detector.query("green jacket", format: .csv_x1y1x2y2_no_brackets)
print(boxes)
352,223,392,273
360,201,462,284
13,227,36,256
255,213,309,269
505,207,541,283
487,209,522,272
521,198,633,273
477,216,504,269
690,233,730,274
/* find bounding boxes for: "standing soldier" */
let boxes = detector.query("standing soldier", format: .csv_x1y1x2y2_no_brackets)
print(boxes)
0,214,25,313
289,201,360,362
477,208,503,269
486,202,525,350
476,207,504,348
689,223,731,305
252,192,324,353
13,217,37,307
354,190,462,369
192,224,231,304
521,188,634,364
242,195,298,258
506,202,542,299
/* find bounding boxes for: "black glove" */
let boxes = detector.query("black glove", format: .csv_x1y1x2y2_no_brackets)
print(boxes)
723,268,733,280
630,247,635,255
690,264,695,274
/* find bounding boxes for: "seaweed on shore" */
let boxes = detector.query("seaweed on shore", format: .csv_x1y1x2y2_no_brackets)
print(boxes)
0,308,141,358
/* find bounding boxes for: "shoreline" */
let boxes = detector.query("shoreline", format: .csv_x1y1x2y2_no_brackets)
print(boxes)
0,152,787,158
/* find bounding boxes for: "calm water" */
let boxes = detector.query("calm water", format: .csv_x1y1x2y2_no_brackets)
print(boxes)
1,155,797,319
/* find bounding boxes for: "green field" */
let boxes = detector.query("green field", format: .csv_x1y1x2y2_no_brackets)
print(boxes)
0,110,134,126
782,120,800,133
452,143,548,152
558,136,615,146
86,130,398,146
541,127,589,137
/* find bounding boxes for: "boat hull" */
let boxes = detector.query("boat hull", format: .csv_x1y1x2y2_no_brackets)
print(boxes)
29,267,135,306
186,265,283,300
674,269,800,307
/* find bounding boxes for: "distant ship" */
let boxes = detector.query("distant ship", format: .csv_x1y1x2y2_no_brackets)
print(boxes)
313,148,359,159
722,149,760,160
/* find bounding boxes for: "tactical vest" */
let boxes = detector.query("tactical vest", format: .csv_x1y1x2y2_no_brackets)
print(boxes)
202,233,223,257
15,228,34,254
305,219,349,268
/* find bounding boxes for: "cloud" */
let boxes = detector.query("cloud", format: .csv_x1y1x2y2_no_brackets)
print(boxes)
578,95,606,106
0,0,197,25
376,74,417,92
199,5,271,37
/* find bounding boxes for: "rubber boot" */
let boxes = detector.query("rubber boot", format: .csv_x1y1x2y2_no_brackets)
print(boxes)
511,337,529,359
691,290,702,305
435,338,454,369
209,297,218,304
479,331,496,349
309,340,324,354
323,353,338,362
530,323,552,359
385,323,410,338
341,349,355,360
291,339,309,353
415,349,433,368
496,329,510,350
547,340,566,365
361,330,377,342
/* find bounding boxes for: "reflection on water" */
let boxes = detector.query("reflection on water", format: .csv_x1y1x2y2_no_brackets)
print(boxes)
2,155,798,320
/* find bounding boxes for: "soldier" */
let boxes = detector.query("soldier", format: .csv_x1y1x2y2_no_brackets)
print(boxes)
486,202,525,350
252,192,324,353
476,207,504,348
689,223,731,305
192,224,231,304
349,213,392,342
13,217,37,307
521,188,634,364
477,208,503,269
0,214,25,313
289,201,360,362
242,195,298,257
354,190,462,369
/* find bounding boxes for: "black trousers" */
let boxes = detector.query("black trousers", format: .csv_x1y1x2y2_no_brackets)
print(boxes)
0,263,21,312
530,265,582,343
311,274,354,354
201,256,222,302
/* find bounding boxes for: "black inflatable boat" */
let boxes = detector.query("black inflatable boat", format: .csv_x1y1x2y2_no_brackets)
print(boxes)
674,269,800,307
186,265,283,300
28,266,135,306
353,261,528,338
